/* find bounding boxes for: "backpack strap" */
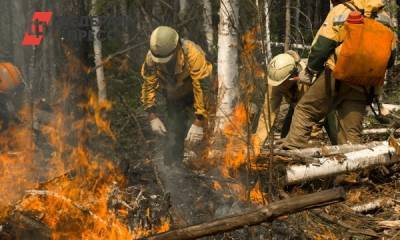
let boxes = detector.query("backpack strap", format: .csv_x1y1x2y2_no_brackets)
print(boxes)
343,2,364,15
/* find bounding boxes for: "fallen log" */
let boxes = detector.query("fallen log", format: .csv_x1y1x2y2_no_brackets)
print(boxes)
142,188,345,240
286,140,400,184
362,128,400,135
378,220,400,229
351,198,395,213
273,141,385,158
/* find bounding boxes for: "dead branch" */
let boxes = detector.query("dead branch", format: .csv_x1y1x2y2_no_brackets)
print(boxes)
312,210,380,237
142,188,345,240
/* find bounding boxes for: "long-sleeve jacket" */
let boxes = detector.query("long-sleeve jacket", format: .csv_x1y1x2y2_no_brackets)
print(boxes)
255,60,308,144
141,40,212,119
308,0,396,73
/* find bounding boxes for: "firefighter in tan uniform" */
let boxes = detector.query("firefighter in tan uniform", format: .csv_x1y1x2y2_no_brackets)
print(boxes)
282,0,396,149
141,26,212,166
255,51,337,146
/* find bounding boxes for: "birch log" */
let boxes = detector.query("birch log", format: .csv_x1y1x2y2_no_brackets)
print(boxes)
351,198,395,213
215,0,239,131
362,128,400,135
91,0,107,102
286,142,400,184
274,141,386,158
202,0,214,54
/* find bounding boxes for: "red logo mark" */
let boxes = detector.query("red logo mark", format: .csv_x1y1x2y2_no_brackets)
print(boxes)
21,12,53,46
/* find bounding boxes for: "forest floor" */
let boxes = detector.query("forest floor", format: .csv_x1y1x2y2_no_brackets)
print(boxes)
107,71,400,239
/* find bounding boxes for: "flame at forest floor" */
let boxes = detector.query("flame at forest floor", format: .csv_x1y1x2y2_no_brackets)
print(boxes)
0,92,170,239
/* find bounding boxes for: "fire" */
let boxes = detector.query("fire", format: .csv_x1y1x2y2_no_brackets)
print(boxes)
213,27,266,204
221,103,259,178
249,180,265,205
0,91,169,238
217,103,263,204
0,105,37,219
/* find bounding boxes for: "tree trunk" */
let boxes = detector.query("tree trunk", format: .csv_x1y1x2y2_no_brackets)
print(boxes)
284,0,291,51
144,188,345,240
294,0,300,40
202,0,214,54
264,0,272,62
314,0,321,29
91,0,107,102
215,0,239,131
119,0,129,46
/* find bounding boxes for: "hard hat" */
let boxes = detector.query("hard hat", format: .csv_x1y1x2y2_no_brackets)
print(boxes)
149,26,179,63
267,53,296,86
0,62,22,92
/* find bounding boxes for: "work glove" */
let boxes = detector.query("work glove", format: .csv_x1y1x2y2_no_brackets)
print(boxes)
150,117,167,136
298,67,319,85
185,124,204,144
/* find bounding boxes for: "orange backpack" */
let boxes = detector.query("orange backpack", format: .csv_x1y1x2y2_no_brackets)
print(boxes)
333,5,394,86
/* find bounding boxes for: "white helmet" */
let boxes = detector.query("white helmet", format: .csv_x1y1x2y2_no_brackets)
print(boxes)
267,53,297,86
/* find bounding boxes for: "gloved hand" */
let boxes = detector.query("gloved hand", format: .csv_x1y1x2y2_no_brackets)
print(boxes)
185,124,204,144
150,117,167,136
298,67,319,85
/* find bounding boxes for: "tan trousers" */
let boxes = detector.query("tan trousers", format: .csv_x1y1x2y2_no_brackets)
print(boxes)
284,70,368,148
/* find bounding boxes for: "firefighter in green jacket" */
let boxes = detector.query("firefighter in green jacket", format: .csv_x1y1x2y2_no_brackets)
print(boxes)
141,26,212,166
282,0,396,149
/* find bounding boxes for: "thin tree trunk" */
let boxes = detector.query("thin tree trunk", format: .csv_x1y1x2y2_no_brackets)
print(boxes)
179,0,189,37
202,0,214,54
215,0,239,131
264,0,272,62
284,0,291,51
294,0,300,40
119,0,129,46
91,0,107,102
216,0,239,131
314,0,321,29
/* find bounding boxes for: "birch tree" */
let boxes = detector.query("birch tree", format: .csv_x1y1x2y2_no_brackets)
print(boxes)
91,0,107,102
202,0,214,54
215,0,239,131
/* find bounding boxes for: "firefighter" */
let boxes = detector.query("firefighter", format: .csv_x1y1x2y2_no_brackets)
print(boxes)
141,26,212,166
0,62,23,130
282,0,397,149
255,50,337,146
